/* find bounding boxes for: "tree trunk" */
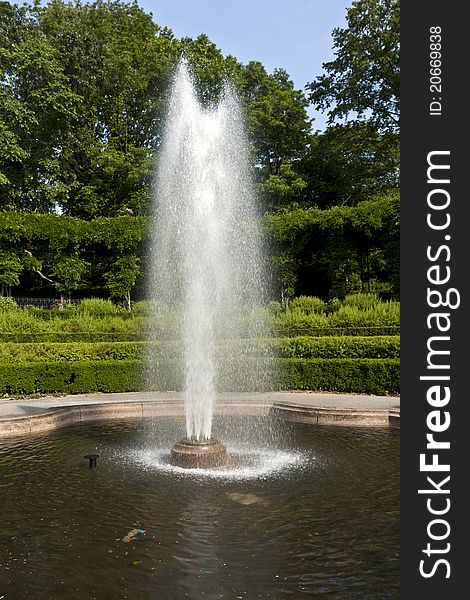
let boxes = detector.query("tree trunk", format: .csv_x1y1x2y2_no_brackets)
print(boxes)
281,288,290,310
125,290,131,312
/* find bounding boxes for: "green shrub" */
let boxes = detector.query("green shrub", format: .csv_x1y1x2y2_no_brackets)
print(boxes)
219,336,399,359
0,307,147,335
131,300,152,316
265,300,283,318
218,358,399,394
0,360,179,395
0,336,399,364
0,295,400,339
0,361,141,395
0,358,399,395
0,332,146,343
276,358,399,394
0,341,147,363
342,292,381,310
271,336,399,359
0,297,18,311
327,302,400,328
289,296,327,315
77,298,118,316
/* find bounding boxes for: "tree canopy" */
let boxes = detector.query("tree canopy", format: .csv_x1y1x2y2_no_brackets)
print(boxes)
0,0,400,301
307,0,400,134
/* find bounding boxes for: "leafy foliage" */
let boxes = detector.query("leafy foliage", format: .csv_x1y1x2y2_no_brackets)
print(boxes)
0,250,23,293
307,0,400,134
1,0,400,301
0,357,399,395
265,192,400,299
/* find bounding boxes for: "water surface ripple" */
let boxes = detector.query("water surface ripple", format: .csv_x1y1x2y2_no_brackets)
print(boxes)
0,416,399,599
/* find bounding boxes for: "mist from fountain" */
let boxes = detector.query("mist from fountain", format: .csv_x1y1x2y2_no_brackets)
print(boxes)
148,60,268,444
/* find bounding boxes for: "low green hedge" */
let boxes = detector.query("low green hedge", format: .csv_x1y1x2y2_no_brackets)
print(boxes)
0,361,153,396
279,358,399,394
0,358,399,396
0,333,146,343
0,336,400,363
230,336,400,359
273,326,400,337
0,327,399,343
0,341,149,363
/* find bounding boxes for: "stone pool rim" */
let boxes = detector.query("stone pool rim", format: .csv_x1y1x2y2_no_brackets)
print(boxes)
0,392,399,439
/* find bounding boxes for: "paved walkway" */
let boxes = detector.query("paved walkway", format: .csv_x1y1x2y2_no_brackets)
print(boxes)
0,391,399,420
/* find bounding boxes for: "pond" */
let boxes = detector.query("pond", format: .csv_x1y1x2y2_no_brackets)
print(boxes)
0,416,399,599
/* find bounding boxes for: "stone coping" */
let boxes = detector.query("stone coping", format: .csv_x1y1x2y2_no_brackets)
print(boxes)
0,392,399,439
270,402,400,428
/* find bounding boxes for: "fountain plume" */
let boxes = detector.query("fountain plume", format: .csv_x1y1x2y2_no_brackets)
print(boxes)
149,60,267,442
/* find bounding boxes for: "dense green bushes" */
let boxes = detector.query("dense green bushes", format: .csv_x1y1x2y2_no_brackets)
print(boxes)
0,341,147,363
0,333,145,343
0,305,147,335
0,361,145,396
236,336,400,359
278,358,399,394
0,358,399,396
0,336,399,363
0,294,400,395
0,295,399,337
1,196,399,303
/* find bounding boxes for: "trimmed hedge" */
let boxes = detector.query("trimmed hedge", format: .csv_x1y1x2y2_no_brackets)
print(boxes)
0,336,400,363
273,326,400,337
0,327,399,343
278,358,399,394
0,341,149,363
0,333,146,343
0,358,399,396
0,361,153,396
229,336,400,359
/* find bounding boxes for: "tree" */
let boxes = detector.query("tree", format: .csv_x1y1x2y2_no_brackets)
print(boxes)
260,163,307,209
307,0,400,134
298,123,399,208
246,67,311,176
36,0,177,217
51,255,89,306
0,250,23,296
105,255,141,311
264,193,399,300
0,1,80,211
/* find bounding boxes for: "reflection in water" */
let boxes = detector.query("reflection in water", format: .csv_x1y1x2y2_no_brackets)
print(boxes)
175,493,221,598
0,416,399,599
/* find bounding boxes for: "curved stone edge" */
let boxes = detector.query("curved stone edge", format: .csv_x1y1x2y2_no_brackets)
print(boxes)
0,399,399,440
270,402,400,429
0,401,268,440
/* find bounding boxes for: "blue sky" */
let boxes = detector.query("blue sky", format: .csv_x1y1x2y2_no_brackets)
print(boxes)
139,0,352,129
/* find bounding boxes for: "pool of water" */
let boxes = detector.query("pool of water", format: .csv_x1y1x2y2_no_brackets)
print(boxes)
0,416,399,599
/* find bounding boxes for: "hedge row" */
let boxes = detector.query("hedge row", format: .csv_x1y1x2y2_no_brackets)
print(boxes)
231,336,400,359
0,336,400,363
0,358,399,396
0,327,400,343
0,332,145,343
274,326,400,337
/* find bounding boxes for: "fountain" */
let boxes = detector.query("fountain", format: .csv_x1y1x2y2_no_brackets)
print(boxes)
149,60,267,468
0,63,400,600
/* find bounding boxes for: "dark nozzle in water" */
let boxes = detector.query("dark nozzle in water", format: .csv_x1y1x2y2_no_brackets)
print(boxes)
84,454,99,469
170,439,228,469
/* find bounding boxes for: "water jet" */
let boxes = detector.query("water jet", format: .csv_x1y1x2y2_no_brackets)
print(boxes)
149,59,268,465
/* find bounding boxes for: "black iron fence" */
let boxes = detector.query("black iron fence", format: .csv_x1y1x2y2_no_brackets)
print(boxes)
11,297,80,309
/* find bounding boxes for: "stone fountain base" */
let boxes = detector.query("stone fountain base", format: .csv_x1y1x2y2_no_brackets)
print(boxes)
170,438,229,469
